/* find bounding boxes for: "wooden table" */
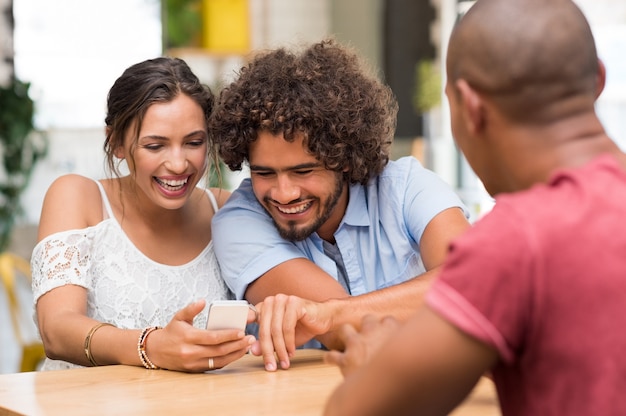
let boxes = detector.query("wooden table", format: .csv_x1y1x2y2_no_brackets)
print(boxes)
0,349,500,415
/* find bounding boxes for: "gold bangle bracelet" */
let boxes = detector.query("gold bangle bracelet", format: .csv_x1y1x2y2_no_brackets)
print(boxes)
84,322,114,366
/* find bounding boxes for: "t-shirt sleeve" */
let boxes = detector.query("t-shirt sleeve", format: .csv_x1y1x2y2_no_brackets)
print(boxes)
212,179,307,299
400,157,470,244
31,229,95,304
426,201,534,364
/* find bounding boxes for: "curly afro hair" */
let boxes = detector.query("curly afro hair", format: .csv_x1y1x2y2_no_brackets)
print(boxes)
209,39,398,185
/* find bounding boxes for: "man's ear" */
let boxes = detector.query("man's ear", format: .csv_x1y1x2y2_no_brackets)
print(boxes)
595,58,606,99
456,79,485,134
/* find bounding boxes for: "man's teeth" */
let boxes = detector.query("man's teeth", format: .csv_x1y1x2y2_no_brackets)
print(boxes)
156,177,188,190
278,201,311,214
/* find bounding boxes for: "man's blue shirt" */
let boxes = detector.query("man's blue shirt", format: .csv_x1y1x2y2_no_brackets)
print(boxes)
212,156,469,299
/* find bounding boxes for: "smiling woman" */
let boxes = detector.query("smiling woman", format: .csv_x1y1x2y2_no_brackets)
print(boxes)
28,57,256,373
115,94,209,206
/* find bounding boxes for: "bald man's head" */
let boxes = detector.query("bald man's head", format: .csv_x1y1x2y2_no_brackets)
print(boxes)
447,0,599,123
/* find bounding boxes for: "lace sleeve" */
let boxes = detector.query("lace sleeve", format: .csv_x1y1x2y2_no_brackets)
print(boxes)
31,229,94,303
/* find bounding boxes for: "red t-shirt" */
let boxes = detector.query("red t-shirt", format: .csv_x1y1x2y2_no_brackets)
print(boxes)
427,154,626,416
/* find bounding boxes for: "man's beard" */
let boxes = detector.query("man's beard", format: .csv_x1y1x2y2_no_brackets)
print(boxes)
273,173,346,242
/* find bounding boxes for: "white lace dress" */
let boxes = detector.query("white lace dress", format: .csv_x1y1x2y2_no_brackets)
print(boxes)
30,181,232,370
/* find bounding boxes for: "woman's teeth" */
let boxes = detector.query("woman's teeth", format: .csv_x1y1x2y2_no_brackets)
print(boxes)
155,177,187,191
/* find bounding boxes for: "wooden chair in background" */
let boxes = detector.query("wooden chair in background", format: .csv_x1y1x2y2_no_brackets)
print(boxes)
0,252,45,372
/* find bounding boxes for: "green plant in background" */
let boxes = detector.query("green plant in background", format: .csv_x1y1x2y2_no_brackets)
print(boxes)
164,0,203,49
412,59,442,169
0,79,47,252
412,59,442,116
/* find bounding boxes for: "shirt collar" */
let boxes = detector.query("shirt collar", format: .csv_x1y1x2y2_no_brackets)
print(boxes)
340,183,371,228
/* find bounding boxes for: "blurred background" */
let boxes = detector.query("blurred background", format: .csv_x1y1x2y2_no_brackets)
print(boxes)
1,0,625,373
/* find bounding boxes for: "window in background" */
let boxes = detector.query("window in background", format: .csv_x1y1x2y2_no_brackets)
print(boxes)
594,25,626,151
13,0,162,130
12,0,162,223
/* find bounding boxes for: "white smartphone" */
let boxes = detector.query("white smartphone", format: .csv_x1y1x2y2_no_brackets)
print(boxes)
206,300,250,331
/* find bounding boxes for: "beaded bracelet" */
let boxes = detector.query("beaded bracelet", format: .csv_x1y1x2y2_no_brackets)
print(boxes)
84,322,115,366
138,326,162,369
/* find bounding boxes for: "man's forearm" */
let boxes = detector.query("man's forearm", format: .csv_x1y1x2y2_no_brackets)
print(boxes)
316,268,439,349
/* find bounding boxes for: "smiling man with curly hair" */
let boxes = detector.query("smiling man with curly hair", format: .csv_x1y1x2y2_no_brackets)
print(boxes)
210,39,470,372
